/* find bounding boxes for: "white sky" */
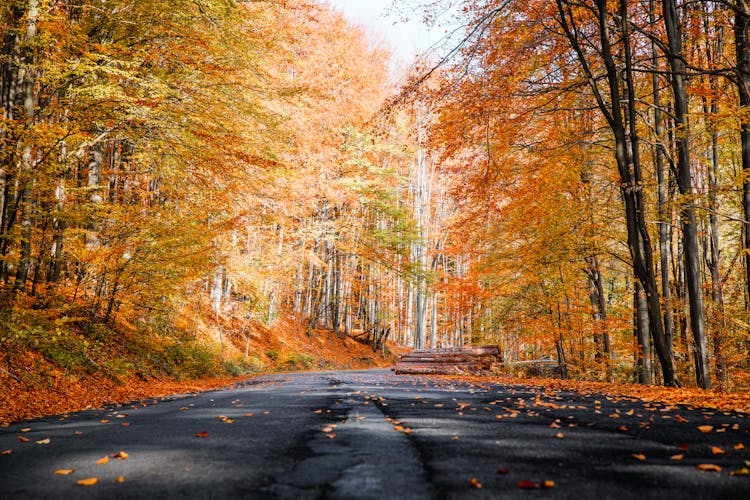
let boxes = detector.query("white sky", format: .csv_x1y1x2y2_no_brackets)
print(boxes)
325,0,447,71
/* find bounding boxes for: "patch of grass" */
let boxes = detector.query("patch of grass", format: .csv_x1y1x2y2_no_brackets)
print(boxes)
279,351,316,371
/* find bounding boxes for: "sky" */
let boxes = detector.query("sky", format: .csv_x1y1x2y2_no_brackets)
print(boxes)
325,0,448,70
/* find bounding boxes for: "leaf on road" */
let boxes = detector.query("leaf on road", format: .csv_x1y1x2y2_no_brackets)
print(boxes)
555,432,564,439
18,435,29,443
674,415,688,423
730,468,750,476
76,477,98,486
1,449,11,455
96,456,109,465
518,480,538,489
322,426,335,433
112,451,129,459
696,464,722,472
631,454,646,461
496,468,509,475
542,480,555,489
735,443,745,451
20,428,31,432
711,446,724,455
697,425,713,434
469,477,483,489
195,431,208,438
100,420,109,424
670,454,684,460
36,438,50,445
245,413,254,417
678,443,690,451
314,409,323,414
116,475,125,483
618,426,629,432
550,422,561,428
54,469,75,475
326,433,336,439
120,422,131,427
394,425,404,431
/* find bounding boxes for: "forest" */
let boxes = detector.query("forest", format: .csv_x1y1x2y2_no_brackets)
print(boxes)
1,0,750,417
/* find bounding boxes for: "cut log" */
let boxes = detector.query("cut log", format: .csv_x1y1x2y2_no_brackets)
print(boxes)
393,345,502,375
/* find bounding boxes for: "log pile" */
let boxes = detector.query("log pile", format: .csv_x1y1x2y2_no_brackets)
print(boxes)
393,346,502,375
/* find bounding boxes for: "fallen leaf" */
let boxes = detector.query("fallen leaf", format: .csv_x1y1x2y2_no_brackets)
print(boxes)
245,413,254,417
76,477,98,486
195,431,208,438
555,432,564,439
20,428,31,433
542,480,556,489
36,438,50,445
469,477,483,489
730,468,750,476
1,449,11,455
550,422,561,429
120,422,131,427
518,480,539,489
314,409,322,414
678,443,690,451
631,454,646,461
100,420,109,424
18,436,29,443
697,425,714,434
112,451,128,460
496,467,509,475
322,426,334,433
55,469,75,475
675,415,688,423
711,446,725,455
179,407,189,411
96,456,109,465
394,425,404,431
696,464,722,472
735,443,745,451
116,475,125,483
326,433,336,439
670,454,684,460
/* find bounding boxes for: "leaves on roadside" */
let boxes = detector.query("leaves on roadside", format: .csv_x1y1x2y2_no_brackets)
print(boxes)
76,477,98,486
55,469,75,475
696,464,722,472
469,477,483,489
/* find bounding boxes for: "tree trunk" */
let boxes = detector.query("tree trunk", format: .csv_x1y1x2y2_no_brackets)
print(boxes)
662,0,710,388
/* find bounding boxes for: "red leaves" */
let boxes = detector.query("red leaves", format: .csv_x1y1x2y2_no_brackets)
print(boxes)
195,431,209,438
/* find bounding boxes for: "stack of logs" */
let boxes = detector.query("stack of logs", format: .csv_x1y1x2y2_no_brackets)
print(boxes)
393,345,503,375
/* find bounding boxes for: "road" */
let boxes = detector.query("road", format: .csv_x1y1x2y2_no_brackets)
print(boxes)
1,369,749,499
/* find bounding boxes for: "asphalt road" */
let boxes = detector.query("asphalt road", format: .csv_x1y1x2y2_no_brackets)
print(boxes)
1,369,749,499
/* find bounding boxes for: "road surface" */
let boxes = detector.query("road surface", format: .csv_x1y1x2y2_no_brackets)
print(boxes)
1,369,748,499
